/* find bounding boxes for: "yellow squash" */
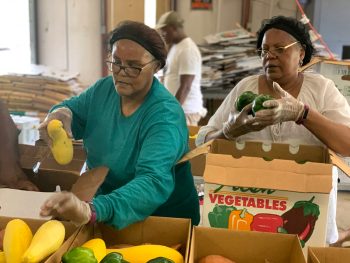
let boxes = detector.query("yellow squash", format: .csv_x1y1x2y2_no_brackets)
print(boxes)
82,238,106,262
3,219,33,263
0,251,6,263
106,244,184,263
47,119,73,165
22,220,65,263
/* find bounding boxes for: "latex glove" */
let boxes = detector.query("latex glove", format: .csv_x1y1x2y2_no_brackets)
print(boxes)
255,82,304,124
223,103,267,140
40,191,91,226
38,107,73,146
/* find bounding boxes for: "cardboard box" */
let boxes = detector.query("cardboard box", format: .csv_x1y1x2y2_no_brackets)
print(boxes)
308,247,350,263
1,141,107,219
187,126,205,177
189,226,306,263
181,139,350,254
301,58,350,190
50,216,192,263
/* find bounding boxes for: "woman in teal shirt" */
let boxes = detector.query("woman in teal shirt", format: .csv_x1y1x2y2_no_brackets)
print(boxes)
39,21,200,229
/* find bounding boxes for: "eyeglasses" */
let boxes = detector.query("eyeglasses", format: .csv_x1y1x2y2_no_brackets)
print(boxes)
257,41,300,59
105,59,156,78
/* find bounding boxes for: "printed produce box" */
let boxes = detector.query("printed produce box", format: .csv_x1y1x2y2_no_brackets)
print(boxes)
0,216,78,263
183,139,350,254
51,216,191,263
188,226,306,263
308,247,350,263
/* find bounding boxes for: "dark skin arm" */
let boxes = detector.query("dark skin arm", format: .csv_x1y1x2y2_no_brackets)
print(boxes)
0,100,38,190
175,74,195,105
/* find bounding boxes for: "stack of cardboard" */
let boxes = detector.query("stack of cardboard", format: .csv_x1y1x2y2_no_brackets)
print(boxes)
0,65,84,120
200,28,262,95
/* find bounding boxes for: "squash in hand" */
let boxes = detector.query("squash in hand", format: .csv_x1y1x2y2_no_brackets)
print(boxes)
47,119,73,165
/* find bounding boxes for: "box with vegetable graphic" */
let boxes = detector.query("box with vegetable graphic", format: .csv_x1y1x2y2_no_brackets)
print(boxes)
50,216,191,263
185,139,350,253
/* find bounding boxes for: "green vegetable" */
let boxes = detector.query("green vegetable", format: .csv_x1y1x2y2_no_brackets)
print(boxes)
100,252,129,263
235,91,258,112
147,257,175,263
252,94,274,115
208,204,236,228
62,247,98,263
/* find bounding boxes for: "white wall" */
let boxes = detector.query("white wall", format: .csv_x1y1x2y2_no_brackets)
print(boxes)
177,0,242,44
250,0,297,33
37,0,102,86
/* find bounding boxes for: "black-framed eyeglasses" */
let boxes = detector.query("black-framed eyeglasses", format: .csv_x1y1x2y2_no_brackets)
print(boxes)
256,41,299,59
105,59,156,78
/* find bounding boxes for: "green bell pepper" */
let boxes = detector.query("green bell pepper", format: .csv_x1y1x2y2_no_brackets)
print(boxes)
147,257,175,263
62,247,98,263
100,252,129,263
252,94,274,115
235,91,258,112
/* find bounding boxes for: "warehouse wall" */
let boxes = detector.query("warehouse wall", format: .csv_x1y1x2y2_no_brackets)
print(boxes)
311,0,350,58
176,0,297,45
37,0,102,86
177,0,242,45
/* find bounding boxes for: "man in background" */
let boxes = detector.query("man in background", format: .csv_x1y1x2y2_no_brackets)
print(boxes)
0,100,38,190
156,11,206,126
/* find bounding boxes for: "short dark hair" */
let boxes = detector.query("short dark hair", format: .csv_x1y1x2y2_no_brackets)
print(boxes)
109,20,167,69
256,16,314,66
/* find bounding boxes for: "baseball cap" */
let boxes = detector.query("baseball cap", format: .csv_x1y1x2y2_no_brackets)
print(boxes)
155,11,184,29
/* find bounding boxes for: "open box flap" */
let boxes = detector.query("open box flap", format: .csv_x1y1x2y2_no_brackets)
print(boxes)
204,154,333,193
328,150,350,178
70,166,109,201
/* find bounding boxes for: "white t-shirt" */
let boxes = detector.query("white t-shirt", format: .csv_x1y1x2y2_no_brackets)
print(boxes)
196,72,350,244
164,37,205,115
196,73,350,146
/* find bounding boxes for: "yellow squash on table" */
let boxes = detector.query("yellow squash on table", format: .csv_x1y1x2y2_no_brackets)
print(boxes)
107,244,184,263
22,220,65,263
3,219,33,263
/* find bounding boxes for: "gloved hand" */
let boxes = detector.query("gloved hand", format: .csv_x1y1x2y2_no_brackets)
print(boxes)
255,82,304,124
38,107,73,146
40,191,91,226
223,103,267,140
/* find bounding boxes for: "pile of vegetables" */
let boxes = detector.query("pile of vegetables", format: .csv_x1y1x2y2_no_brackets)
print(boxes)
0,219,65,263
62,238,184,263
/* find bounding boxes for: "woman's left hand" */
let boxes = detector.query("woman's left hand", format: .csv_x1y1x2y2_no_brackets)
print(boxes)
40,191,91,226
255,82,304,124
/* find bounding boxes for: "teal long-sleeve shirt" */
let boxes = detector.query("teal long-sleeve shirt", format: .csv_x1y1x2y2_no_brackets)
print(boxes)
53,76,199,229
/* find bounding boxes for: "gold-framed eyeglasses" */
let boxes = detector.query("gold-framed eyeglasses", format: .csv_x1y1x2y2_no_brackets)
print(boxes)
105,59,156,78
257,41,300,59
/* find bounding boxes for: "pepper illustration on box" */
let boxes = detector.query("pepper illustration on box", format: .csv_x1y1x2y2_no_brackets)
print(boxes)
250,213,284,233
228,208,253,231
208,205,236,228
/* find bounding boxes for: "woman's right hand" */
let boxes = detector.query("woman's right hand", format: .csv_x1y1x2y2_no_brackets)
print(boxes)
38,107,73,146
223,103,267,140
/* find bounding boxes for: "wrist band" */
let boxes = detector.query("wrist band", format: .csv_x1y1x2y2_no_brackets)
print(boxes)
296,104,309,125
86,201,96,224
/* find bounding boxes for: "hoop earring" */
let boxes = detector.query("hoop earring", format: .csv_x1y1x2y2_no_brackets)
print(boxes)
299,60,303,67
